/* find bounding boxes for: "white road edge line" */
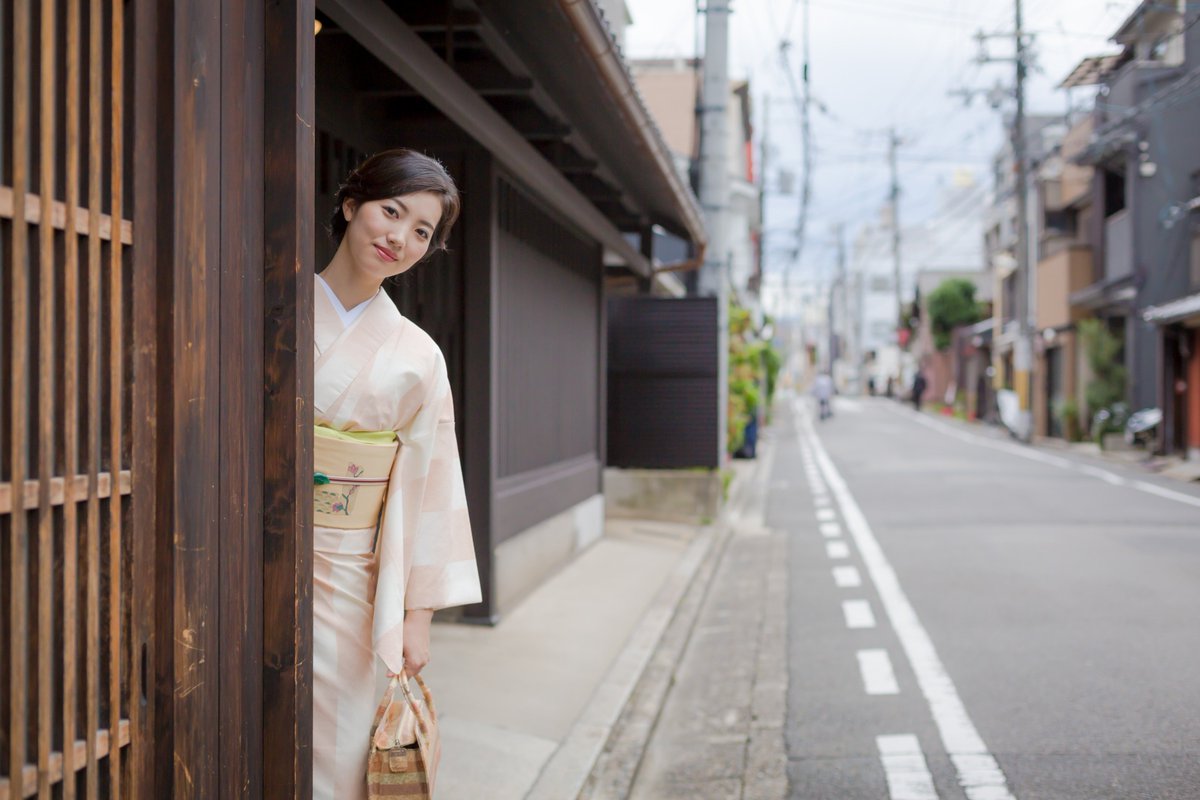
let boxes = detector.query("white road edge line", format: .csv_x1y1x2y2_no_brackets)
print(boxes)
843,599,877,629
800,399,1017,800
857,649,900,695
896,403,1200,510
832,565,862,588
877,735,939,800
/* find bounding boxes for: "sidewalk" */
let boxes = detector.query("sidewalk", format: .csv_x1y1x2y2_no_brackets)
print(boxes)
424,446,778,799
425,512,712,799
582,437,788,800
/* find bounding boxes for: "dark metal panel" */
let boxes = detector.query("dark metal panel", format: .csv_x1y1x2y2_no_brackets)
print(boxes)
606,297,719,469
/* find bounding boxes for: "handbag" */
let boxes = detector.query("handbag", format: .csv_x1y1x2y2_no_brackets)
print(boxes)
367,672,441,799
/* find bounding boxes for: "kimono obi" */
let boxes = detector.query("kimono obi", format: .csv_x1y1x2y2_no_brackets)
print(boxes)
313,426,399,529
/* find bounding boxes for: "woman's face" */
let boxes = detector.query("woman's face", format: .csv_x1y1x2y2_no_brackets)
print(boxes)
341,191,443,282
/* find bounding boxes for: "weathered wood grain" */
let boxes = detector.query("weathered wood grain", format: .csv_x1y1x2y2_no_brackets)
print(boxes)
262,2,317,797
7,0,32,795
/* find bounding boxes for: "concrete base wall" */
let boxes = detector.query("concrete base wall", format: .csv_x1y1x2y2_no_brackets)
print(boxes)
494,493,605,617
603,468,722,524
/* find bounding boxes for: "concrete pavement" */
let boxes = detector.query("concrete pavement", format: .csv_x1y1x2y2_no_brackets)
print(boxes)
425,514,708,800
583,434,788,800
426,440,778,800
784,392,1200,799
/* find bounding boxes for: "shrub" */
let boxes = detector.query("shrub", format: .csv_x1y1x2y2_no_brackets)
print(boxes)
927,278,985,351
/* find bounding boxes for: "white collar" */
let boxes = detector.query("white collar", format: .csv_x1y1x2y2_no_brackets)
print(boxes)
316,273,379,328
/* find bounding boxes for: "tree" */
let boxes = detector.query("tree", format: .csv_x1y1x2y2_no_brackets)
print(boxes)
927,278,983,351
1078,318,1127,427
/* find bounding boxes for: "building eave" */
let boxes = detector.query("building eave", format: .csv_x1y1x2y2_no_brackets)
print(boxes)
1142,292,1200,325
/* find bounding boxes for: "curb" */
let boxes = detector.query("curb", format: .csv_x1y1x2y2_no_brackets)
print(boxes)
523,444,770,800
522,525,717,800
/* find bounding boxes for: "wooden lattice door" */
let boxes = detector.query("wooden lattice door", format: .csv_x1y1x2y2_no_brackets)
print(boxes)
1,1,154,797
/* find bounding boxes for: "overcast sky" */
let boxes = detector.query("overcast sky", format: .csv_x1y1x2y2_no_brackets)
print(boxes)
623,0,1141,288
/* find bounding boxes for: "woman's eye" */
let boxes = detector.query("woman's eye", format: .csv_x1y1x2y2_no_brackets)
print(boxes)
384,205,398,217
417,229,430,240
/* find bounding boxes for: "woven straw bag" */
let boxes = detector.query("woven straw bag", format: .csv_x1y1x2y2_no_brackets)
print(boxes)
367,673,441,799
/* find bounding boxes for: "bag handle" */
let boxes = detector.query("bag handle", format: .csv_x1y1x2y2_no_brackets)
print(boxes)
371,672,435,751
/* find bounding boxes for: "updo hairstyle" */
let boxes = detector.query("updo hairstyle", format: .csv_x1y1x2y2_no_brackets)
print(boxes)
329,148,461,257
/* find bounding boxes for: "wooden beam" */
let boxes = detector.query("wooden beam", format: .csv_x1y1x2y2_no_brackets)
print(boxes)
359,67,533,98
532,141,598,174
0,721,130,800
319,0,653,276
393,4,482,31
0,186,133,244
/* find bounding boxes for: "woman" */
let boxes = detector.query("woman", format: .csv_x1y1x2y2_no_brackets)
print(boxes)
312,149,481,799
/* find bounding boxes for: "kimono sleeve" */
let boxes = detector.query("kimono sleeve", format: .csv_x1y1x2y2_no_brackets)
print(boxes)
392,348,481,612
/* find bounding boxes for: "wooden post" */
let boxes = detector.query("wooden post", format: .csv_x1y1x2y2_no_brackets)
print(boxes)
262,1,316,796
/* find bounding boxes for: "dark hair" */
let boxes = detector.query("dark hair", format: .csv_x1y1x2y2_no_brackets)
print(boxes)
329,148,461,256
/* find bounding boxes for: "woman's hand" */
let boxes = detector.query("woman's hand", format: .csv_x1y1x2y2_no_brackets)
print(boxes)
399,609,434,677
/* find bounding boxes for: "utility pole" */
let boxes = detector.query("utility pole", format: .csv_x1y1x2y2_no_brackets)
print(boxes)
887,128,903,378
756,93,769,295
698,0,731,466
967,0,1034,441
1011,0,1033,442
831,222,847,378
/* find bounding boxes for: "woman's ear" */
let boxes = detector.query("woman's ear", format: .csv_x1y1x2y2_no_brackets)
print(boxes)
342,197,357,222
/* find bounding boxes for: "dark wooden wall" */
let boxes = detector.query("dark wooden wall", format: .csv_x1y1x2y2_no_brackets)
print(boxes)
493,175,604,543
607,297,720,469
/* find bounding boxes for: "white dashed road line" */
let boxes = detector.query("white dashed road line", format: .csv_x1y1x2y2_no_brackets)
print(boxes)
857,649,900,695
800,398,1017,800
843,599,877,629
819,522,842,538
832,565,862,588
826,540,850,559
877,735,939,800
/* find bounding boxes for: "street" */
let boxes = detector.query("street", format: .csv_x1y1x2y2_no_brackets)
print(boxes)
778,394,1200,799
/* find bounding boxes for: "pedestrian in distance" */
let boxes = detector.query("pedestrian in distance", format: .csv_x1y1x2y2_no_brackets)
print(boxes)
813,372,834,421
312,149,481,799
911,369,928,412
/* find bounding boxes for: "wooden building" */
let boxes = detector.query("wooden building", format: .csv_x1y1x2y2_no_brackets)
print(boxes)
1,0,704,797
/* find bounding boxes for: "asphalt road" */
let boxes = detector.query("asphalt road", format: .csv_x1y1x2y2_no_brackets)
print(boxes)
773,393,1200,800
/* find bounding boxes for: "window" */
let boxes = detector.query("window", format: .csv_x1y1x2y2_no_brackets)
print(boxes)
1191,229,1200,287
1104,168,1126,217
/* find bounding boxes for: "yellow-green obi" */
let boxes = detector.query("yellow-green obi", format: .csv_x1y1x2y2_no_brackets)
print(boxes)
313,426,399,529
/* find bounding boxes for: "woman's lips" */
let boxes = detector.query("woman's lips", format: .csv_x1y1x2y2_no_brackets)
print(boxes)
374,244,398,262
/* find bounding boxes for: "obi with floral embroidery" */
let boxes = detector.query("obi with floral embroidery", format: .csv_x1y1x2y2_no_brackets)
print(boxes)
313,425,400,529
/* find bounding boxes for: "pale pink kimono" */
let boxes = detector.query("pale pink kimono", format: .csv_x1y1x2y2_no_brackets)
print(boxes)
312,283,481,800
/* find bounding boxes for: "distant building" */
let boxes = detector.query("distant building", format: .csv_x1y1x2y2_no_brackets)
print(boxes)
1064,0,1200,457
631,59,762,308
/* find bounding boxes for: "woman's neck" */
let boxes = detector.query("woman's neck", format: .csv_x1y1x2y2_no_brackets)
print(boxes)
319,247,380,309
